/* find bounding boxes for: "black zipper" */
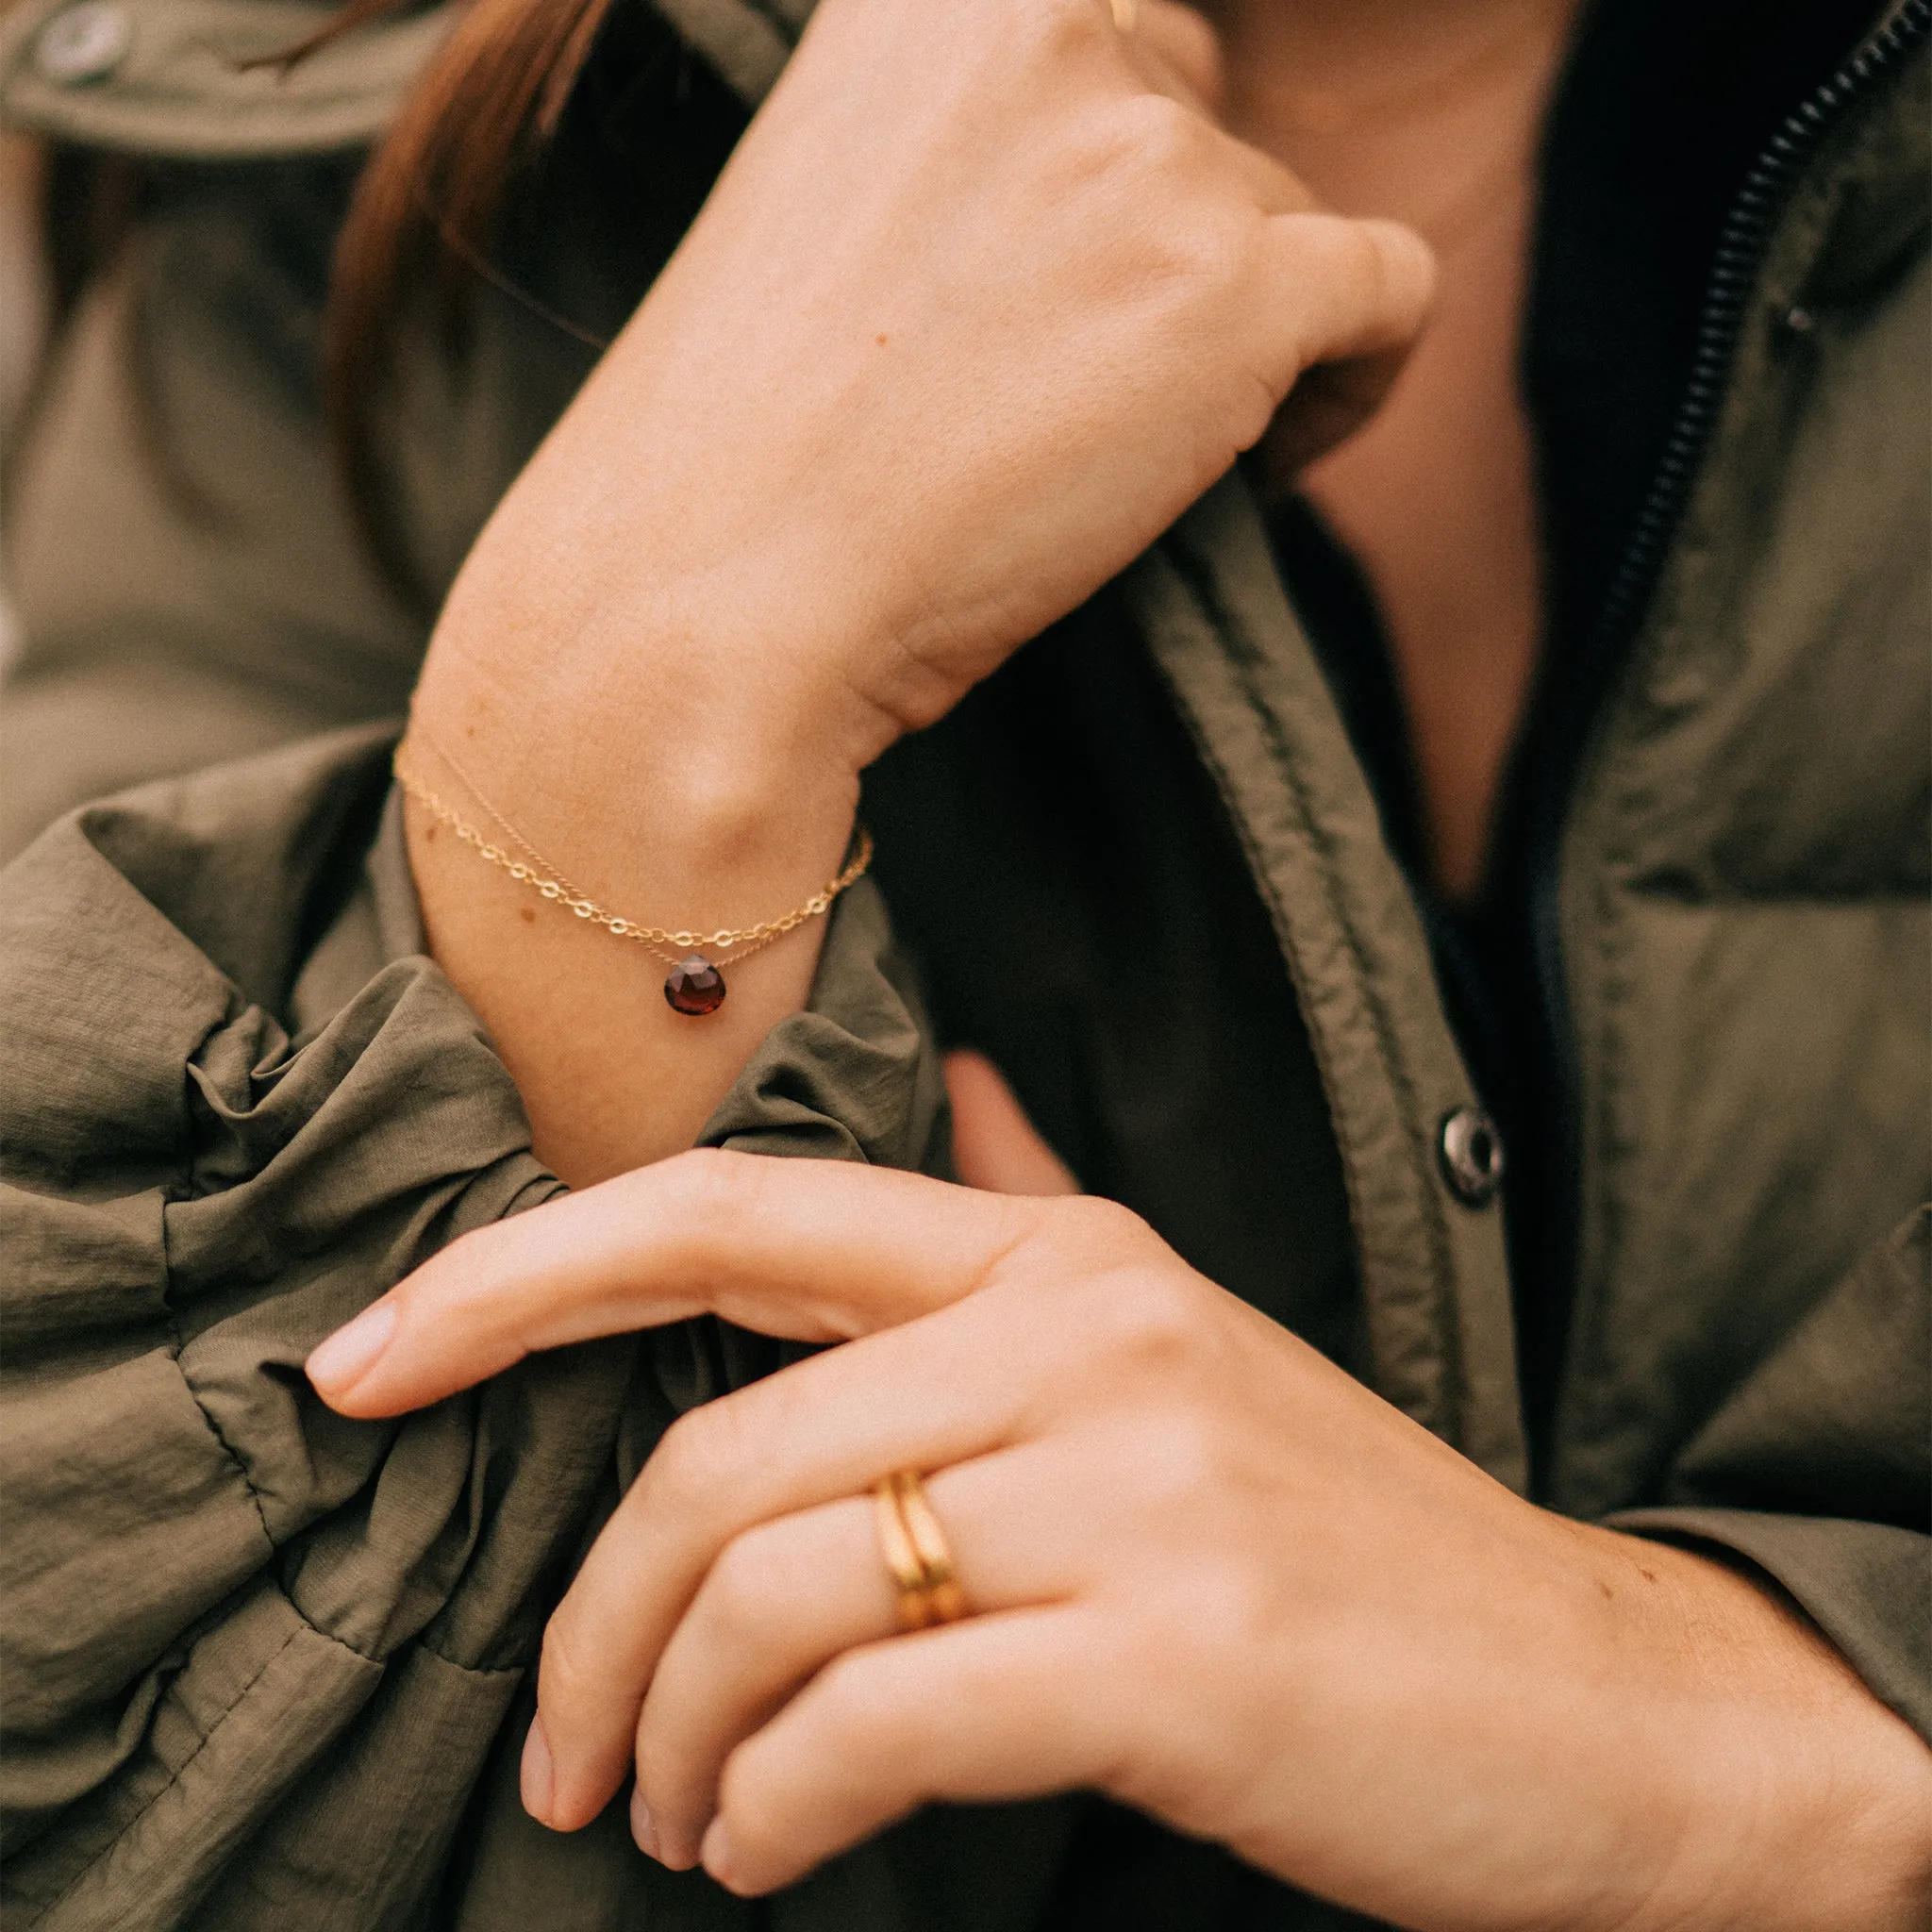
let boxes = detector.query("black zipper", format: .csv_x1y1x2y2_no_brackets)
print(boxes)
1520,0,1928,1470
1587,0,1932,660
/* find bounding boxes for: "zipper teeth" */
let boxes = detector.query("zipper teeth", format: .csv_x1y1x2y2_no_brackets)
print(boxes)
1593,0,1932,652
1527,2,1927,1425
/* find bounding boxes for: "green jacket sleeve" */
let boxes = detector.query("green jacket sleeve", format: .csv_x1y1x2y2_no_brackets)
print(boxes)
0,146,606,865
1607,1208,1932,1740
0,724,950,1930
0,156,425,862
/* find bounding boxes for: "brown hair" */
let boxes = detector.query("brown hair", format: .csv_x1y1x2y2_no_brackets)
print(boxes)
307,0,618,601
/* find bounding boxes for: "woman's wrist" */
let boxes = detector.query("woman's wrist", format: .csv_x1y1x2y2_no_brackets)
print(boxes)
422,502,887,802
413,658,861,888
1574,1530,1932,1932
404,597,867,1185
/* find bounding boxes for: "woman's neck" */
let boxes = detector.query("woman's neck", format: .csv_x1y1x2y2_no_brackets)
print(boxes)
1202,0,1578,237
1206,0,1585,904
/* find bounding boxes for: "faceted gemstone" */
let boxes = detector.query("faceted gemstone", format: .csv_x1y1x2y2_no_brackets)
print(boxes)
664,954,726,1016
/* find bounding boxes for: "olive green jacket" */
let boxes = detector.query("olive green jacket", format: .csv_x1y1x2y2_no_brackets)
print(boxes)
1,0,1926,1926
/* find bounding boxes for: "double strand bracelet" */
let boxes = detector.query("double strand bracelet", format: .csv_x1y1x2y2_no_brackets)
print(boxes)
391,733,873,1017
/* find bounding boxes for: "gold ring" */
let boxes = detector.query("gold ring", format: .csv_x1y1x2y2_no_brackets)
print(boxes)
1108,0,1139,32
873,1469,969,1631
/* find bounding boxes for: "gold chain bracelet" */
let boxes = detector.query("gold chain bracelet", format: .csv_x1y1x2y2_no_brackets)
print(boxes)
391,731,872,1017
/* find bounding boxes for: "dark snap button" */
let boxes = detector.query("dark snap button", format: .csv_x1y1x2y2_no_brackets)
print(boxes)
1439,1107,1505,1208
34,1,130,84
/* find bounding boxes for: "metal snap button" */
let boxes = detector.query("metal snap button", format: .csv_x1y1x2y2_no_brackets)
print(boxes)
34,1,131,85
1439,1107,1505,1208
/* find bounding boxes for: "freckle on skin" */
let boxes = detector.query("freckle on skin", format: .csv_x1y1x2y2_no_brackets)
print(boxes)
876,333,889,346
520,907,536,924
1641,1568,1657,1584
1598,1580,1614,1601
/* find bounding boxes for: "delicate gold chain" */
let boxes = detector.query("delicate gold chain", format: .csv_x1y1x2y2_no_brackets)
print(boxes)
391,736,872,967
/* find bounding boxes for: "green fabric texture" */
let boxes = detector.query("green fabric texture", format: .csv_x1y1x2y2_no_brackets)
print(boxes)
1545,44,1932,1727
0,0,458,157
0,725,995,1929
0,0,1926,1923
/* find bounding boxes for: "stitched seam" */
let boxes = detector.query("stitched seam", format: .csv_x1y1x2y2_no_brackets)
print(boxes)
1220,620,1466,1422
158,1195,276,1560
410,1643,526,1680
45,1614,308,1917
1153,542,1465,1430
39,1594,523,1924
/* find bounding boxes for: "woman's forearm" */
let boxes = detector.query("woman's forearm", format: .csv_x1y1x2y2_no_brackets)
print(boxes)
405,648,860,1185
1561,1529,1932,1932
406,371,874,1185
398,0,1436,1184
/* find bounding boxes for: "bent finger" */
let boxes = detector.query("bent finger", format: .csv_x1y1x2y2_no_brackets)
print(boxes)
944,1050,1083,1195
531,1231,1161,1825
307,1150,1056,1417
1124,0,1226,116
704,1608,1124,1896
634,1441,1097,1864
1248,211,1436,401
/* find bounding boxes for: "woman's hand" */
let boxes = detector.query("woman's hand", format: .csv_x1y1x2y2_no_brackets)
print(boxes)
427,0,1434,773
398,0,1436,1188
308,1145,1932,1932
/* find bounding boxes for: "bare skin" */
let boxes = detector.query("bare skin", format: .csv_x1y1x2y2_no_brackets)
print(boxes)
330,0,1932,1921
1224,0,1576,899
406,0,1429,1184
308,1128,1932,1928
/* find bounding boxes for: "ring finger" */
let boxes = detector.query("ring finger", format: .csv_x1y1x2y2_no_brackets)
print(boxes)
633,1441,1100,1866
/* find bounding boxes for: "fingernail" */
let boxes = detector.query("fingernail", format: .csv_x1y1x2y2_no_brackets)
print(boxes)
306,1301,396,1394
629,1785,661,1861
700,1815,736,1889
520,1715,555,1825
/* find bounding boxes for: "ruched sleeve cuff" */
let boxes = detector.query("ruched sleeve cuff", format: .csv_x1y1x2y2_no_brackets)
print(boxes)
0,724,948,1929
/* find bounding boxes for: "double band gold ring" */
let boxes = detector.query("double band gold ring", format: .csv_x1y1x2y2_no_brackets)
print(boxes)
874,1469,969,1631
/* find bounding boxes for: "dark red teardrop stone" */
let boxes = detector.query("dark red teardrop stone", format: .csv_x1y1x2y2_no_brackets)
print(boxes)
664,954,726,1016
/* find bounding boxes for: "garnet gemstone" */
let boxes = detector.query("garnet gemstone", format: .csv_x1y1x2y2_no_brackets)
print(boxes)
664,954,726,1016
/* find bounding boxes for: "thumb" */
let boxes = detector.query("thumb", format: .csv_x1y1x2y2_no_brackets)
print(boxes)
1273,212,1437,374
943,1049,1083,1196
1245,211,1435,472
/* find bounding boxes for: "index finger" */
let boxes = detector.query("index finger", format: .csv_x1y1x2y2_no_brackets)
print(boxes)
305,1149,1051,1416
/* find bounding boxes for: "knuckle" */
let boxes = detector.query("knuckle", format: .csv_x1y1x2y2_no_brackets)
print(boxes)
699,1523,787,1647
1155,3,1225,100
1118,1406,1231,1522
1019,0,1110,65
1091,1259,1206,1364
641,1400,734,1517
1179,205,1250,285
1043,1191,1158,1263
1145,206,1257,320
536,1608,600,1715
1110,88,1199,175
